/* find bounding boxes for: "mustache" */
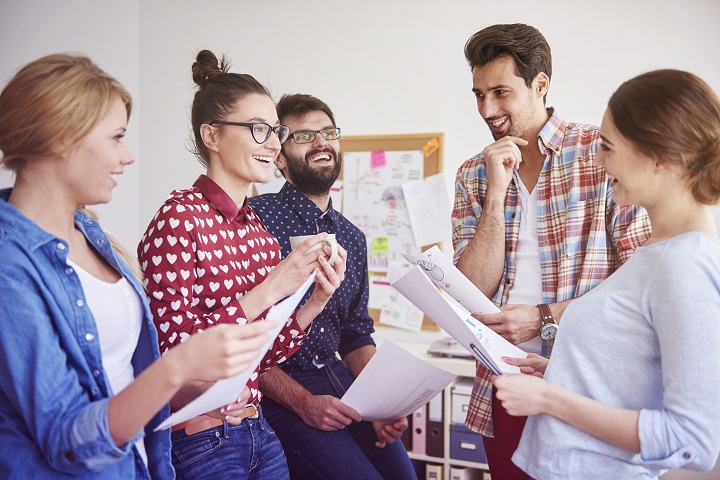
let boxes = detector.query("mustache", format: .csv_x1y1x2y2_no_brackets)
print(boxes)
305,147,338,162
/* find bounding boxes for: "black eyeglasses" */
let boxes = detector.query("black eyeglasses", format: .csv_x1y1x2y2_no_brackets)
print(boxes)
209,121,290,144
288,127,341,144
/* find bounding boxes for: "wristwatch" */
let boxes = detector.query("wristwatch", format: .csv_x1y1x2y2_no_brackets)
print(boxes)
537,304,558,341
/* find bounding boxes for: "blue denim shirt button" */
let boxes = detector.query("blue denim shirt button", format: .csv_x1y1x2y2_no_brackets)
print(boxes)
57,243,66,251
85,333,95,342
65,267,73,275
76,299,84,307
95,239,104,246
93,369,101,377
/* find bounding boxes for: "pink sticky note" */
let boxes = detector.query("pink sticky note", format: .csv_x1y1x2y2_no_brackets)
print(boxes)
371,150,387,169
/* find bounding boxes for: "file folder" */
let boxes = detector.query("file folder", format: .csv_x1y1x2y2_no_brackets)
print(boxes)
427,393,444,458
412,405,427,455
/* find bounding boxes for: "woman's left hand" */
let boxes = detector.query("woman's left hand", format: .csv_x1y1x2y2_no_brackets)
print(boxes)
502,353,549,378
308,243,346,306
491,373,550,417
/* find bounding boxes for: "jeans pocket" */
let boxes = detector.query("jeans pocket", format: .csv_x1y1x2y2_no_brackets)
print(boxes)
172,429,224,467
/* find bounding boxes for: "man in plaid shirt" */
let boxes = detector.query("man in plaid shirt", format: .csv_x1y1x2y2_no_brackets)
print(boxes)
452,24,651,479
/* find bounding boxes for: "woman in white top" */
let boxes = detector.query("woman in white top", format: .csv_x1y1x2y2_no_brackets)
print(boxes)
494,69,720,479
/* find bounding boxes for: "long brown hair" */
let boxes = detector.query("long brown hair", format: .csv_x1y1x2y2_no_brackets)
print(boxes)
190,50,270,167
608,69,720,205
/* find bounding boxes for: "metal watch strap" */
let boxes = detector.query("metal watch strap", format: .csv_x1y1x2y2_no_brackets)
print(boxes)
537,303,555,326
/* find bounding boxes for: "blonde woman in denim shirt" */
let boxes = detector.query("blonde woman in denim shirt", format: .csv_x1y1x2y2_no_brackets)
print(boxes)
0,53,274,479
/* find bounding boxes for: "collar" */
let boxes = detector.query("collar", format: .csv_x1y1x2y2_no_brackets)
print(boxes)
0,188,100,250
536,108,567,156
192,175,253,222
278,182,339,225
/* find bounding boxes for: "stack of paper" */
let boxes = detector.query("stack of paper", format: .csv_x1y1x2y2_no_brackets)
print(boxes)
392,251,526,375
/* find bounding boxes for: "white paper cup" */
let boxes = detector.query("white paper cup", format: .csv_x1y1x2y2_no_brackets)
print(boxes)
289,234,339,266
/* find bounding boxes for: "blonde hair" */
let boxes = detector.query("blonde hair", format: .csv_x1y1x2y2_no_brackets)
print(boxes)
0,53,131,172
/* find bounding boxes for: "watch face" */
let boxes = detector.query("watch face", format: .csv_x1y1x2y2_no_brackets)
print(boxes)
540,323,558,341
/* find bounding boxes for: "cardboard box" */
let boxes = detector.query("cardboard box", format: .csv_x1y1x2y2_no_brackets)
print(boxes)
449,466,483,480
449,424,487,464
451,378,474,425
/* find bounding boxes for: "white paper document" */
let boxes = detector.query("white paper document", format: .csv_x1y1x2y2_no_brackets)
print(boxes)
343,150,424,271
341,340,456,421
391,266,526,375
401,173,451,247
156,272,317,430
402,246,499,315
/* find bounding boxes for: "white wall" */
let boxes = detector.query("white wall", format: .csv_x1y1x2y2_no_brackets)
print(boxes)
2,0,719,245
136,0,720,247
0,0,140,247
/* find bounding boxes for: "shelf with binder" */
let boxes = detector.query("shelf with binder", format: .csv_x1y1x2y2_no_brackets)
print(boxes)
401,378,490,479
373,329,490,479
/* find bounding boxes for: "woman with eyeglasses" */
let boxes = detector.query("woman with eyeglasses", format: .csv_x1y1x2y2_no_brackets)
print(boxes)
138,50,346,480
0,53,276,479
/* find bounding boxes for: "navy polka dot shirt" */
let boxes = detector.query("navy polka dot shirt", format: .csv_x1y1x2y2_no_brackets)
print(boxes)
249,182,375,370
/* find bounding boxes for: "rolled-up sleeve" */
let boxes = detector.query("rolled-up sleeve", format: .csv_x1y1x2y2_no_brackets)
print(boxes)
452,156,485,265
0,268,138,474
636,245,720,471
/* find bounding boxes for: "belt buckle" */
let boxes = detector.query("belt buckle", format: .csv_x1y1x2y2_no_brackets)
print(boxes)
242,404,259,420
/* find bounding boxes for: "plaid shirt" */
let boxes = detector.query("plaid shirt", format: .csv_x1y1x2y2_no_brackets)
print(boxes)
452,110,651,436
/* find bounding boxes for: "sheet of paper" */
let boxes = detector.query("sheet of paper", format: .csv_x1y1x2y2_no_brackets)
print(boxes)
368,274,392,309
391,266,525,375
341,340,456,421
401,173,451,247
343,150,424,271
329,180,343,212
156,272,317,430
378,262,424,331
402,246,499,315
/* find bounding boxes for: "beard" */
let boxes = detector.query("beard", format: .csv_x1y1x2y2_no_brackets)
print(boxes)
283,147,342,197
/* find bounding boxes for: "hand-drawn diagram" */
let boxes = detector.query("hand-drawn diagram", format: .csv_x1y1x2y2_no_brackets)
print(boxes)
343,150,423,271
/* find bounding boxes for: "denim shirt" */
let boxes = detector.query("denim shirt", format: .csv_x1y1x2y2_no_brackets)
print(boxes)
0,189,174,479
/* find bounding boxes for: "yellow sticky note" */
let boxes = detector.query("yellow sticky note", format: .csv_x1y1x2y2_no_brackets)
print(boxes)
423,137,440,157
371,237,389,254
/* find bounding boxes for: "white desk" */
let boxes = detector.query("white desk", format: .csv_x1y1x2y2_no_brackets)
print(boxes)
371,325,477,378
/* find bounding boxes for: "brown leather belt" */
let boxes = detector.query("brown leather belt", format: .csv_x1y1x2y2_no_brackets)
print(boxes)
171,405,259,435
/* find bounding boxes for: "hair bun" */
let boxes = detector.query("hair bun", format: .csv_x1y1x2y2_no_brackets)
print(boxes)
191,50,229,88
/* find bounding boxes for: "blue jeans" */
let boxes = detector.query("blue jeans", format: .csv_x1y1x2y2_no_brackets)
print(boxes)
261,359,417,480
170,407,289,480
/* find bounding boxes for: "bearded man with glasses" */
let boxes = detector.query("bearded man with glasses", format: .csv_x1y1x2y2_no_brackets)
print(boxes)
249,94,417,480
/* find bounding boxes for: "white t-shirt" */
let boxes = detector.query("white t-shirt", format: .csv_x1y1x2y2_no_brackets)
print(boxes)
506,179,543,354
69,259,147,465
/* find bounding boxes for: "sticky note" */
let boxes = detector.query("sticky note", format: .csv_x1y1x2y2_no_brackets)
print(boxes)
371,150,387,169
371,237,389,254
422,137,440,157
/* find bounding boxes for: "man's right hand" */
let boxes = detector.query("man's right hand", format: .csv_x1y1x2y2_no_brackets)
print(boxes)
484,136,528,195
298,395,362,431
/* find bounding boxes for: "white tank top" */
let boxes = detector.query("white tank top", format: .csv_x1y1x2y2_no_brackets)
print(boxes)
68,259,148,465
